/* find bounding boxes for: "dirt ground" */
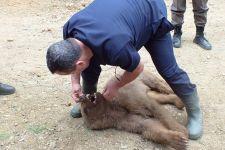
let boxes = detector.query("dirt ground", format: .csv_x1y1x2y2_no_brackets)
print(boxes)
0,0,225,149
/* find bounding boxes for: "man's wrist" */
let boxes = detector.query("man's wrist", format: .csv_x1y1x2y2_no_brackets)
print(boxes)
114,77,124,88
71,73,80,83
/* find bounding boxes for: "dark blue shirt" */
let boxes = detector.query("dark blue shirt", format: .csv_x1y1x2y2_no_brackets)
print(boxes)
63,0,173,72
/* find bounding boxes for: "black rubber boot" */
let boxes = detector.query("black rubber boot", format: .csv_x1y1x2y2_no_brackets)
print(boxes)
193,26,212,50
70,81,97,118
172,25,182,48
0,83,15,95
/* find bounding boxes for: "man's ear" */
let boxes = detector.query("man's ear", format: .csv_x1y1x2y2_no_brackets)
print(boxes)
75,60,85,70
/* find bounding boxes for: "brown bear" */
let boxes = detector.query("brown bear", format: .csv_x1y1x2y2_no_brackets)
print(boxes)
78,71,188,150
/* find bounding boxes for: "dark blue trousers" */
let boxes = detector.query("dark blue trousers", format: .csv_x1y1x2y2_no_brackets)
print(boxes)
144,33,196,97
81,58,101,93
82,33,196,97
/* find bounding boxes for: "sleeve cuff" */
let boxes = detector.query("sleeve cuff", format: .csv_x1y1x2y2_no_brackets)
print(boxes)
125,52,140,72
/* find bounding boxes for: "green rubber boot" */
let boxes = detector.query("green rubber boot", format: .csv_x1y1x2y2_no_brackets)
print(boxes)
70,103,82,118
0,83,16,95
180,88,203,140
70,80,97,118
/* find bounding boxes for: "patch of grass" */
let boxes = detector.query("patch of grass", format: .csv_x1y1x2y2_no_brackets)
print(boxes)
0,132,11,140
28,125,47,134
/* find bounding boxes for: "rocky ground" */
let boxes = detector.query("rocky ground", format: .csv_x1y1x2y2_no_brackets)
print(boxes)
0,0,225,149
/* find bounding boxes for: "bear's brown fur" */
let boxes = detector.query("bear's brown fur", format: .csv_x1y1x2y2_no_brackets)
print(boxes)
79,71,188,150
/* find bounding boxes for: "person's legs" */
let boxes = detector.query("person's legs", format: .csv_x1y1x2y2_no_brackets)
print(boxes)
0,83,15,95
70,59,101,118
192,0,208,27
192,0,212,50
171,0,186,48
145,33,203,140
171,0,186,26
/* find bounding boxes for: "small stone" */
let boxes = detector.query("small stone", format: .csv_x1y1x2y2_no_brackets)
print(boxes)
7,39,14,42
81,3,86,7
19,138,25,142
65,3,74,10
23,119,28,123
49,141,56,148
15,133,20,136
67,102,72,107
41,28,52,33
121,144,128,149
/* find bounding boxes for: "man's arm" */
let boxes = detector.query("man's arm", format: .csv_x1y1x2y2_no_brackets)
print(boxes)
71,73,83,102
103,61,144,100
71,73,80,84
116,61,144,88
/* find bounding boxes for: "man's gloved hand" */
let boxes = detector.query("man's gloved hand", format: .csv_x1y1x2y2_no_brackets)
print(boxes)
72,83,83,102
102,78,120,101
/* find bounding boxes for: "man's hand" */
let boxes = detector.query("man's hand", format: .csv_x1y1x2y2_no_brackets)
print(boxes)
72,83,83,102
103,62,144,101
102,78,120,101
71,72,83,102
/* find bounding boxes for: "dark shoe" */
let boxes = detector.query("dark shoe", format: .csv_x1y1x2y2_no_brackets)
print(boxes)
70,103,82,118
193,26,212,50
172,25,182,48
180,88,203,140
0,83,16,95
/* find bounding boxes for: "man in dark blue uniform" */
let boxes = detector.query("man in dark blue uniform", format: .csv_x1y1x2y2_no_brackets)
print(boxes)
46,0,203,140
